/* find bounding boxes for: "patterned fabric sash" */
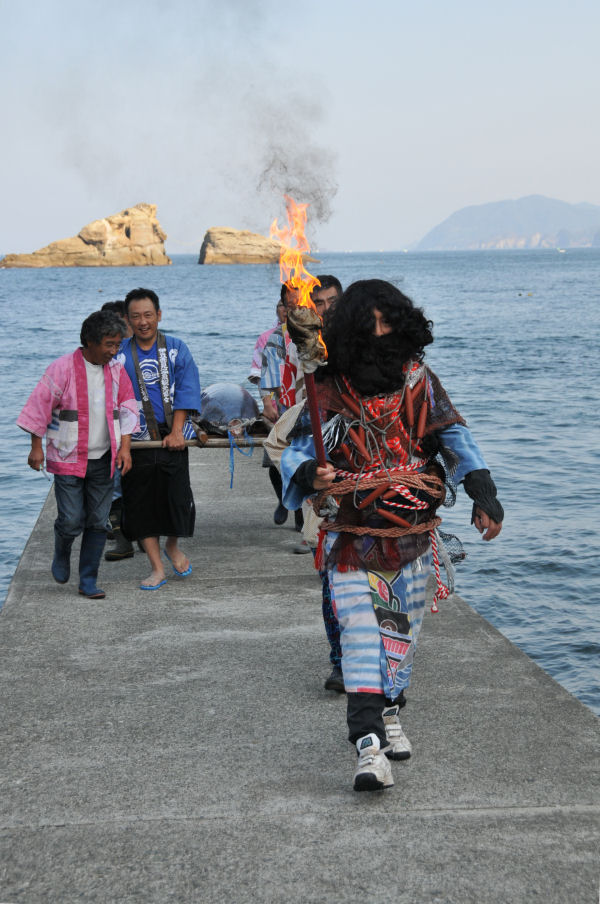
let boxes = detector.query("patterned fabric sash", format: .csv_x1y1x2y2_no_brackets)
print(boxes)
279,325,297,408
130,331,173,441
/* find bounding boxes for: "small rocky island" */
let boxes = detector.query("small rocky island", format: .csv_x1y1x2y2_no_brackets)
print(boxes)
0,203,171,268
199,226,318,265
199,227,282,264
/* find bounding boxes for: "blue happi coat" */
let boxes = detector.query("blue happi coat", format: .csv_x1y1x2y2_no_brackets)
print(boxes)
118,334,201,441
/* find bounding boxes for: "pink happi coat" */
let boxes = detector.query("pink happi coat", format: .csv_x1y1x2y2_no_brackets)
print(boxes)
17,348,139,477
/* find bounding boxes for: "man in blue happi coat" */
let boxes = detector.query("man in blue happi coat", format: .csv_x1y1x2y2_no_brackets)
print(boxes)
119,288,201,591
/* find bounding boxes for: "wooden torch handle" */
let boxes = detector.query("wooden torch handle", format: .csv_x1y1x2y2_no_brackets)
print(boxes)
304,371,327,468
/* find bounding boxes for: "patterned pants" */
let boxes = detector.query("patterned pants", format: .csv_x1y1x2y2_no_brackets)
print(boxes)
328,546,432,699
320,569,342,667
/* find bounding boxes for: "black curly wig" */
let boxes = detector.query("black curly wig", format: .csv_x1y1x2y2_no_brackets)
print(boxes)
321,279,433,394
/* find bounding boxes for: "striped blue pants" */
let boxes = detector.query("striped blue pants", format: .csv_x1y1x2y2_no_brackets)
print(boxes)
327,539,432,699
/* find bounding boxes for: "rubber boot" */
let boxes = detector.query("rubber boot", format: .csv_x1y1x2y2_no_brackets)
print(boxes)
269,466,288,525
78,529,107,599
108,498,122,531
104,527,134,561
51,530,74,584
106,499,121,540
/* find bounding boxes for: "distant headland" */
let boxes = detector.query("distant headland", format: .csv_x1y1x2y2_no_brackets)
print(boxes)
417,195,600,250
0,203,171,268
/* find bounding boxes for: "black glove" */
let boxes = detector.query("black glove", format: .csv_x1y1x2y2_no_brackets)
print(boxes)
463,469,504,524
292,459,319,495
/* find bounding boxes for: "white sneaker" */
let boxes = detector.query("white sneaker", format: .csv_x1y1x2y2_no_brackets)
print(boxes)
382,705,412,760
353,733,394,792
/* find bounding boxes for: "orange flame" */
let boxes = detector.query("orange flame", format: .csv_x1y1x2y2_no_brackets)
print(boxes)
271,196,328,461
270,195,321,309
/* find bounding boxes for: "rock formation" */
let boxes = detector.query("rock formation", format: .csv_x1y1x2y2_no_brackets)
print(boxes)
199,227,318,264
0,203,171,267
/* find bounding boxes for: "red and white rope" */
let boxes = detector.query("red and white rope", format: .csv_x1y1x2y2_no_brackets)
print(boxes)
334,460,424,483
429,529,450,613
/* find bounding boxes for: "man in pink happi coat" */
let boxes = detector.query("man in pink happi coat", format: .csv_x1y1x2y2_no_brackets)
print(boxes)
17,310,139,599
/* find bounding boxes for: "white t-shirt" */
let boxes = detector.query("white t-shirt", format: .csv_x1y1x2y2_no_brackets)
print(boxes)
84,359,111,459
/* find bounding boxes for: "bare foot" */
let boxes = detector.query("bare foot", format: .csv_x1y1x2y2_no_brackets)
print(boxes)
140,569,167,590
164,542,190,574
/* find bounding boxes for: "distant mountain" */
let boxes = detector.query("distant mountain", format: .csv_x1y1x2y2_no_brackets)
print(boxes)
416,195,600,250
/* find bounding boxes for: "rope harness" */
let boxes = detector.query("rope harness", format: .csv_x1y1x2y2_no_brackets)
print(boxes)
316,373,452,612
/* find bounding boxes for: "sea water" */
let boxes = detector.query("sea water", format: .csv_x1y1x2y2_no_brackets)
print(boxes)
1,250,598,713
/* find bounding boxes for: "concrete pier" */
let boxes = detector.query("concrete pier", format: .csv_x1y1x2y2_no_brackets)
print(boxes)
1,452,599,903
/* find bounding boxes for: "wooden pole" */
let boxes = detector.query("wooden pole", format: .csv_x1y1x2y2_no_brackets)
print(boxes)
304,371,327,468
130,437,263,450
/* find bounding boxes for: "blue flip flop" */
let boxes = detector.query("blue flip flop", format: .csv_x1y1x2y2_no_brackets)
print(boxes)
140,578,168,591
164,550,192,577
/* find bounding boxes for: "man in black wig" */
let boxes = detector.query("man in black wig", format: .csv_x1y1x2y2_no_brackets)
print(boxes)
280,279,503,792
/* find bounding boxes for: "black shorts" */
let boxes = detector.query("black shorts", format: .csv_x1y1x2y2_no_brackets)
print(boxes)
121,447,195,540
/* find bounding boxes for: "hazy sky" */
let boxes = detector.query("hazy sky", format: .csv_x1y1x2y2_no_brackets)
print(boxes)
2,0,598,253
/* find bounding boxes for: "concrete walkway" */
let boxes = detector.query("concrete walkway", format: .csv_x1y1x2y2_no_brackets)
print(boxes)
1,452,599,903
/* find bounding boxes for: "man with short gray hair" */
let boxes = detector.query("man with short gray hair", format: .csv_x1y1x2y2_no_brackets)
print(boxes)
17,310,139,599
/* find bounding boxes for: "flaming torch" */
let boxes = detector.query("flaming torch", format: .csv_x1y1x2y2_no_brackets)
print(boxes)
270,195,328,466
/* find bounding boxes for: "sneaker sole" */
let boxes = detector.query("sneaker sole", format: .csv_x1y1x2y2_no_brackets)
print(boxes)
354,773,393,792
384,749,411,761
